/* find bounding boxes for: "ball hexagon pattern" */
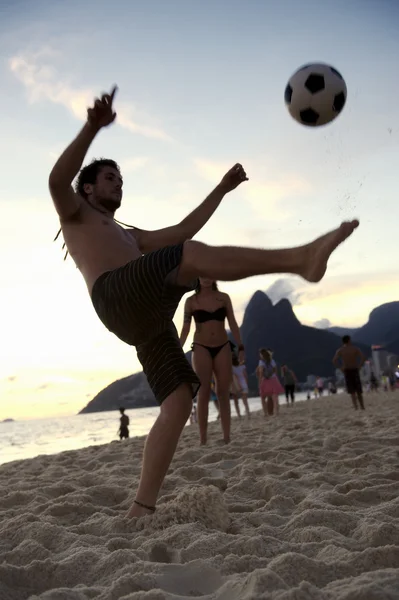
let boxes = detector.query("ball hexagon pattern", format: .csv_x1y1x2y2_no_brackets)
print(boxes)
284,63,347,127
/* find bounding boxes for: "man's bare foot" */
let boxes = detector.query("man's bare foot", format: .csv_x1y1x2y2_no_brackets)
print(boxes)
300,220,359,283
126,500,155,519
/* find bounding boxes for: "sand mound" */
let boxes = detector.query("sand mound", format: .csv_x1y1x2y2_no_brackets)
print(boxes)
1,392,399,599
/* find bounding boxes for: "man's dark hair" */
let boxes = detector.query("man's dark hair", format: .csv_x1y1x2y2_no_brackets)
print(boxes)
119,407,125,414
75,158,121,198
342,335,351,344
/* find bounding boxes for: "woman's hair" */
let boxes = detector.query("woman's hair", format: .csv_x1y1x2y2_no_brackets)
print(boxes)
195,280,218,293
259,348,272,363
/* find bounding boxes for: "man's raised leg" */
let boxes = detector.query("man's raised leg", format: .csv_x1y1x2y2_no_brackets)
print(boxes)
177,221,359,285
126,383,192,518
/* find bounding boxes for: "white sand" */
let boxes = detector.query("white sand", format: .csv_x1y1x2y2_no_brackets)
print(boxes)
1,392,399,600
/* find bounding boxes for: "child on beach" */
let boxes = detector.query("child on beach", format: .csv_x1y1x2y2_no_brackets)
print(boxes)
257,348,284,416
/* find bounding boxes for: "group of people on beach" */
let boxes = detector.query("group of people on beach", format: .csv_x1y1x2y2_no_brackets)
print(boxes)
49,86,360,516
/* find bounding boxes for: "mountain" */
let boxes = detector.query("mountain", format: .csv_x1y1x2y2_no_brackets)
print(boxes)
79,291,377,415
353,302,399,346
327,301,399,347
79,371,157,414
327,326,357,337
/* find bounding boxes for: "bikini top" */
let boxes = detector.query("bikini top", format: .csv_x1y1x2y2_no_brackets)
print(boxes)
192,306,227,323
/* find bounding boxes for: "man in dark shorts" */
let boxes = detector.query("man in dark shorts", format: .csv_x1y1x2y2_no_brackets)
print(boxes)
119,407,130,440
49,86,359,518
281,365,297,404
333,335,366,410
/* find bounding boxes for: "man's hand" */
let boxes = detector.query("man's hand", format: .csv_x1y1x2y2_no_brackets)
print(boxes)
219,163,248,192
87,86,118,131
239,350,245,364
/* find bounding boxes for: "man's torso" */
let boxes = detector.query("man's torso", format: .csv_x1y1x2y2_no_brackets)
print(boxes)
339,345,361,370
284,370,295,385
120,415,129,427
61,202,142,293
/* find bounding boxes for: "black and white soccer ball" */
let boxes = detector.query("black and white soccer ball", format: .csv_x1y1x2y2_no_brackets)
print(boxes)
284,63,347,127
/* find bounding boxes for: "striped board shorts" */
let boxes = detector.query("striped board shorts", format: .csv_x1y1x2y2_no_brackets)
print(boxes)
91,244,201,404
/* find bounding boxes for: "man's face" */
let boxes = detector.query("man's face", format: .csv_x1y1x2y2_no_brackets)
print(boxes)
90,167,123,212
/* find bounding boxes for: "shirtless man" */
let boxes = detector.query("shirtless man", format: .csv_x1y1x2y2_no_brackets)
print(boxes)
49,86,359,518
333,335,366,410
119,407,130,440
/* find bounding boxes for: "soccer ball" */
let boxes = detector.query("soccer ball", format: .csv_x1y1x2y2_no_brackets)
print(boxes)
284,63,347,127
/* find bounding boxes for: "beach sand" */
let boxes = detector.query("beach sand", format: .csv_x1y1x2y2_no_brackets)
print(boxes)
1,392,399,600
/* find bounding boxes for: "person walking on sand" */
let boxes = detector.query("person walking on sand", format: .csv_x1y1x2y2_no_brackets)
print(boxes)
232,354,251,418
118,407,130,440
257,348,284,416
281,364,297,405
189,399,198,425
316,376,324,397
333,335,366,410
180,279,244,445
49,85,359,517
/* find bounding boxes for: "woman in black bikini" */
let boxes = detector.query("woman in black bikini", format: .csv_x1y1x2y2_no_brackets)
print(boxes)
180,278,244,445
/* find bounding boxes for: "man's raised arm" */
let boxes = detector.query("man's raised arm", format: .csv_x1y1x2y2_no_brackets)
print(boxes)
49,86,117,221
135,163,248,254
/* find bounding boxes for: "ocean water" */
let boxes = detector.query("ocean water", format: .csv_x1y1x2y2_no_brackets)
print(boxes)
0,392,314,466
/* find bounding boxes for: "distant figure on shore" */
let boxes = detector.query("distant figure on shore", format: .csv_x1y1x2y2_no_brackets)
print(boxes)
119,407,130,439
210,378,220,419
281,365,297,404
333,335,366,410
189,400,198,425
257,348,284,416
381,374,389,392
316,376,324,397
370,372,379,392
328,381,337,395
231,354,251,418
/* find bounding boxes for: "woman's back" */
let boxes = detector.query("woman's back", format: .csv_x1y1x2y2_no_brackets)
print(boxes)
283,368,295,385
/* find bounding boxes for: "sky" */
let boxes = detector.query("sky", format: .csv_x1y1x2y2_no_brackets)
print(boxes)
0,0,398,420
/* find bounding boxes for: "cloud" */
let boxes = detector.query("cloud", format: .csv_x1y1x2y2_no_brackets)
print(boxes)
9,48,171,141
245,179,310,221
313,318,332,329
193,158,230,183
265,278,302,306
193,158,311,221
119,156,150,172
